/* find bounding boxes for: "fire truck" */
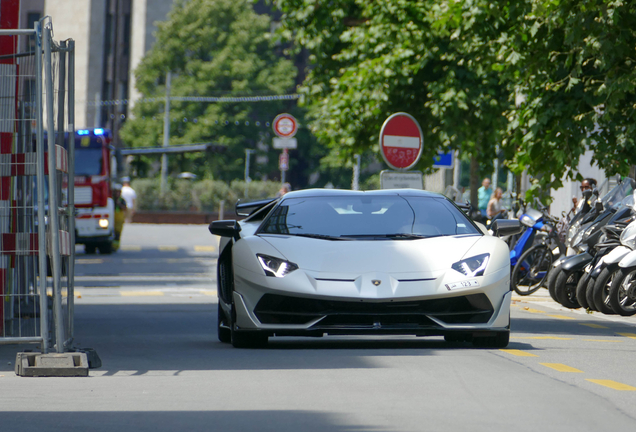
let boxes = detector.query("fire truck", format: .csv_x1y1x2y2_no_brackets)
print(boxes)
73,128,116,254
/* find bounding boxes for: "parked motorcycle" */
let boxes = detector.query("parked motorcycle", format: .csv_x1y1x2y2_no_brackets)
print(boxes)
510,201,566,296
550,179,636,310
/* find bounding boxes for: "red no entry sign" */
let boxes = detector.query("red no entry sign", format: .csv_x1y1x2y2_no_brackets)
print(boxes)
379,113,423,171
273,113,298,138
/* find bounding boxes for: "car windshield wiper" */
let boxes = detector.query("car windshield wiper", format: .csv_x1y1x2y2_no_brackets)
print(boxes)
290,233,350,241
341,233,435,240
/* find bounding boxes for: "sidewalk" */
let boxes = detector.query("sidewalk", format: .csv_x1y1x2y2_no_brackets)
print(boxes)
512,287,636,326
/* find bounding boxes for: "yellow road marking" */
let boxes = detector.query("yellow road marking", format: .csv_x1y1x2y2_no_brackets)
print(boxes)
158,246,179,252
546,314,576,320
76,259,104,264
522,307,546,314
120,245,142,251
580,323,608,329
194,245,216,252
617,332,636,339
512,336,572,340
582,339,621,343
500,349,539,357
201,290,217,296
122,259,149,264
586,379,636,391
541,363,583,373
120,291,165,297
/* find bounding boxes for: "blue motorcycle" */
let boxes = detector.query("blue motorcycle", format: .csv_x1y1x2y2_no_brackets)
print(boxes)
510,204,565,295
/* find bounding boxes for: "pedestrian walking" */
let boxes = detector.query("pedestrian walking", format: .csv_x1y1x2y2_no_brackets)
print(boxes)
487,187,507,222
276,182,291,198
478,177,493,216
120,177,137,223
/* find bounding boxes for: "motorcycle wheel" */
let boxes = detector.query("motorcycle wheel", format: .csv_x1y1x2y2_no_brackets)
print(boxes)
546,265,562,302
608,267,636,316
575,271,591,310
585,275,599,312
592,265,618,315
555,269,581,309
511,244,554,296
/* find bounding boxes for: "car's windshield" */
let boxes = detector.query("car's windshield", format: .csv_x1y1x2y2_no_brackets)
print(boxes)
258,195,481,239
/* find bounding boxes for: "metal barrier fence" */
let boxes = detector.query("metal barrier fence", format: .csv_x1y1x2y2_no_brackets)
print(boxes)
0,19,75,354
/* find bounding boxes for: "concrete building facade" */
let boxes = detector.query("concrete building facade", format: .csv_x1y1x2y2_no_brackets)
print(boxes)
15,0,177,146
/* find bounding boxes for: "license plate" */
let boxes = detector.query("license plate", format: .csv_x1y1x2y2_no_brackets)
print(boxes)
446,279,479,290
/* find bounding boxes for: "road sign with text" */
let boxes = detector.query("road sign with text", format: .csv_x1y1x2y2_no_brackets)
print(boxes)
379,113,423,171
273,113,297,138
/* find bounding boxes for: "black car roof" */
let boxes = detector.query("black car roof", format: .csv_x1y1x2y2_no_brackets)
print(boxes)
281,188,445,199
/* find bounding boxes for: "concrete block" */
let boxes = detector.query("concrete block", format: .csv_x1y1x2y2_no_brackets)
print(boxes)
15,352,89,377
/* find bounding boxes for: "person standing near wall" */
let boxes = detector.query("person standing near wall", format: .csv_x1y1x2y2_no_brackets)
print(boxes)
478,178,493,216
120,177,137,223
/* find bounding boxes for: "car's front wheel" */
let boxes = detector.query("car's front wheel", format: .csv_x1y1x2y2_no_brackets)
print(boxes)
472,331,510,348
217,303,231,343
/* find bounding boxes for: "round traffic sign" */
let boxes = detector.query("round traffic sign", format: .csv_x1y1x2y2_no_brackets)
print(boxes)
273,113,298,138
379,113,423,171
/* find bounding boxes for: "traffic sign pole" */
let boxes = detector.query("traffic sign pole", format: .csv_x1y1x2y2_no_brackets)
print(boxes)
279,148,289,184
273,114,296,186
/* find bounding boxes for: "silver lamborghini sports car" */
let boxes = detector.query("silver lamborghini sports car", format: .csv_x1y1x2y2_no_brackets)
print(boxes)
209,189,521,348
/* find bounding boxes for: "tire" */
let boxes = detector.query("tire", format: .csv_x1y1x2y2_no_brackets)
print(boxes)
98,242,113,254
608,267,636,316
85,244,97,254
555,269,581,309
217,303,231,343
546,265,562,302
575,271,591,310
586,275,598,312
511,245,554,296
592,265,618,315
472,331,510,348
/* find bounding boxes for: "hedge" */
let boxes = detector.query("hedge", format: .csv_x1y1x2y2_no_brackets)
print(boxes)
130,178,281,212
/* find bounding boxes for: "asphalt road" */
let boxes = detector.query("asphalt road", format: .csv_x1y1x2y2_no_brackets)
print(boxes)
1,223,636,432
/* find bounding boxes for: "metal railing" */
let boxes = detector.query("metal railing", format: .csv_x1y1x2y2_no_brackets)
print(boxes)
0,19,75,354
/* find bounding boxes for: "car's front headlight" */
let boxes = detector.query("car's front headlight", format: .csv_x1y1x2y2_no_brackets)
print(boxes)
257,254,298,278
452,253,490,277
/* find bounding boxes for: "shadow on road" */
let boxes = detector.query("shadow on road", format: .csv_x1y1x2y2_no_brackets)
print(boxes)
3,410,384,432
1,302,514,374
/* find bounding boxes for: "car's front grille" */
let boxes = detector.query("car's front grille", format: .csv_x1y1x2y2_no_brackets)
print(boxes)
254,293,494,327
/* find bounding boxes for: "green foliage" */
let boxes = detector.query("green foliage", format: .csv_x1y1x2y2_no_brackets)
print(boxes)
275,0,636,200
274,0,509,176
499,0,636,195
131,178,281,212
120,0,298,181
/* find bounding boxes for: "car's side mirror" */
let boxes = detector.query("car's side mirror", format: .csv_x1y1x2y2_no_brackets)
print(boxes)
209,220,241,238
490,219,523,237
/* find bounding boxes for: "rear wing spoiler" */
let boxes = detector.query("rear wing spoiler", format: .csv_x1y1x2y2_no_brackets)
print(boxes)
235,198,277,217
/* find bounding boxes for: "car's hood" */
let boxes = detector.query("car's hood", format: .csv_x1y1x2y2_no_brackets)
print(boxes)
259,234,483,274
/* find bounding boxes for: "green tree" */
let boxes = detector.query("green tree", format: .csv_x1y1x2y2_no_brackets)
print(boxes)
120,0,298,182
277,0,636,199
275,0,510,202
495,0,636,194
